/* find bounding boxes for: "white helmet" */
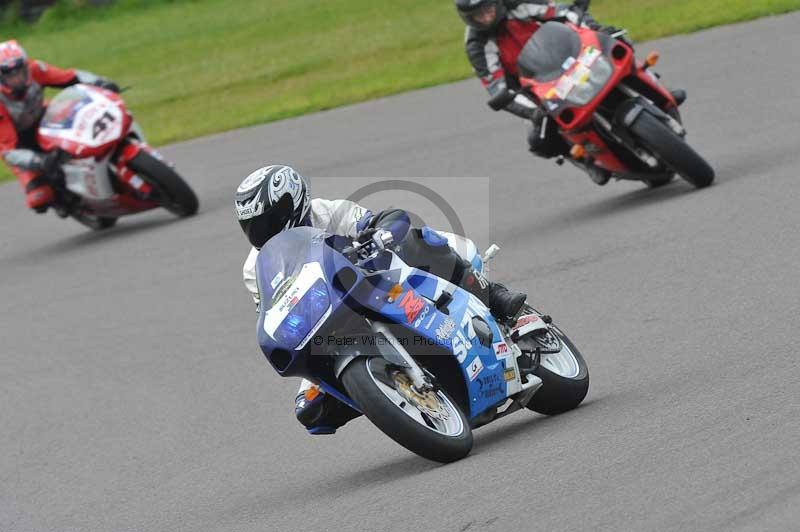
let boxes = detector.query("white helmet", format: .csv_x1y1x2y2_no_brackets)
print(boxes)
235,165,311,248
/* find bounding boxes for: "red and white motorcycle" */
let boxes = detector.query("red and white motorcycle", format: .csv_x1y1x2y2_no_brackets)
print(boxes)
37,83,198,230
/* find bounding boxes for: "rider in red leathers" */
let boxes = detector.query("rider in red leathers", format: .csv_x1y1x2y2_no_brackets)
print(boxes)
455,0,686,185
0,40,119,213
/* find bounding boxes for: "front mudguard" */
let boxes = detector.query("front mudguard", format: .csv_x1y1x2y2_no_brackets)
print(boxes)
615,97,685,136
332,332,411,379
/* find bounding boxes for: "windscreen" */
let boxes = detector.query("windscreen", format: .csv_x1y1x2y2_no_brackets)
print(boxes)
40,86,93,130
517,22,582,82
256,227,332,311
256,226,362,354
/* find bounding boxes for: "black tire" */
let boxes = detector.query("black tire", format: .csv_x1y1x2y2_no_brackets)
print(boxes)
126,151,198,217
526,330,590,415
629,111,714,188
341,357,473,463
71,213,117,231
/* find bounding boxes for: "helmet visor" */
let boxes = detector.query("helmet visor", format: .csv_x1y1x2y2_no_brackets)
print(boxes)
0,62,27,92
461,4,498,30
239,193,294,249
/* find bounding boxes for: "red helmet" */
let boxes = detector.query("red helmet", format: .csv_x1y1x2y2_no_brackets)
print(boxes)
0,40,30,98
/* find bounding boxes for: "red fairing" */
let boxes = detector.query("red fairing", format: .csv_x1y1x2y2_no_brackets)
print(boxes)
633,61,678,108
563,128,629,173
37,87,132,158
520,25,636,130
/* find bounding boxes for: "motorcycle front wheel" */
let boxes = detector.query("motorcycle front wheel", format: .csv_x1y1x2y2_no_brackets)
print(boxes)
341,357,473,463
629,111,714,188
126,151,199,217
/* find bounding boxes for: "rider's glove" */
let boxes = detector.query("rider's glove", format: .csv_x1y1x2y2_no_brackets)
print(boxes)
93,78,121,93
36,150,64,177
600,25,634,47
530,106,546,125
355,227,379,244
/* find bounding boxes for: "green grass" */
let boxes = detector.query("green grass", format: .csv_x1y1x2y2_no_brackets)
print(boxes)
1,0,799,182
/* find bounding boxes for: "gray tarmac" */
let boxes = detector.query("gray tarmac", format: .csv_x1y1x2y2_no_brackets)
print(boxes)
1,13,799,532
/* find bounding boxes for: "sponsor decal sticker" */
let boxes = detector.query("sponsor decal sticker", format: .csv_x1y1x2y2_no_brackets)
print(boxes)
399,290,426,323
476,374,505,399
436,317,456,341
270,271,285,290
477,373,500,388
272,275,296,304
452,331,469,364
512,314,539,332
555,75,575,99
278,285,302,312
493,341,510,359
480,386,505,399
467,356,484,381
579,46,601,67
413,304,431,328
503,367,516,382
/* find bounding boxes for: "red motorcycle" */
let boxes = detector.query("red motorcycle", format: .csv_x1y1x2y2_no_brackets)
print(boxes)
494,0,714,188
37,83,198,230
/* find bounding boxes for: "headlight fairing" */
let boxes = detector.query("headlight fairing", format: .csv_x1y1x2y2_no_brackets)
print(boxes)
543,46,614,110
565,55,613,106
262,262,332,349
272,279,331,349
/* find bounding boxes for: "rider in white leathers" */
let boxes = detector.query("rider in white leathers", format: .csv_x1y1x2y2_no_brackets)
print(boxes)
236,165,526,434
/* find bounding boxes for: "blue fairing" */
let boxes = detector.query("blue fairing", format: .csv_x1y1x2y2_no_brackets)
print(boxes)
256,227,510,420
358,267,509,418
256,227,363,375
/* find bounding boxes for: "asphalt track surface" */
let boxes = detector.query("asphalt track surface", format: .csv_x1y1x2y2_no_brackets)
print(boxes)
2,13,800,532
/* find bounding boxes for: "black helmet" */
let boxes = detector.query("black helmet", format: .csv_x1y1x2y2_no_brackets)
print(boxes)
235,165,311,248
455,0,506,31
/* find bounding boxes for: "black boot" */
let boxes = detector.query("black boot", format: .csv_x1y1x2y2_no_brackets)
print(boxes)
670,89,687,106
586,164,611,186
294,387,336,434
460,268,527,320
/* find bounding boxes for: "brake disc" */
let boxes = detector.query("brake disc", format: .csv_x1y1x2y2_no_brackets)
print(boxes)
392,372,450,421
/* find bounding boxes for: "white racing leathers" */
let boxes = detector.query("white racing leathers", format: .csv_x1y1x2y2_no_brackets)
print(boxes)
242,198,368,396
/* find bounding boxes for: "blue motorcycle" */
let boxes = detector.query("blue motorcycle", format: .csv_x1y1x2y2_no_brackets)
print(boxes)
255,226,589,463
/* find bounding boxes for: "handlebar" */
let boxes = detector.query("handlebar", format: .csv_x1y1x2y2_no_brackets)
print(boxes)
341,229,395,264
573,0,590,25
488,89,517,111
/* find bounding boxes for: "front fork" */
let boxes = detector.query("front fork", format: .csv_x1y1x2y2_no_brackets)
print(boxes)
112,140,153,198
590,84,686,170
369,321,431,391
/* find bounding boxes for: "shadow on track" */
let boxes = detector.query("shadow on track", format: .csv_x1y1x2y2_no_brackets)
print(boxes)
519,183,695,240
307,400,604,493
1,215,181,266
471,398,601,453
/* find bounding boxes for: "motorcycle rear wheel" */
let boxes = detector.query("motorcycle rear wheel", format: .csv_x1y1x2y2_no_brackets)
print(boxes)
525,328,590,415
341,357,473,463
127,151,199,217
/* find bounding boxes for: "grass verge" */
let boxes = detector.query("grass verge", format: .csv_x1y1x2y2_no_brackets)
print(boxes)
1,0,799,182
